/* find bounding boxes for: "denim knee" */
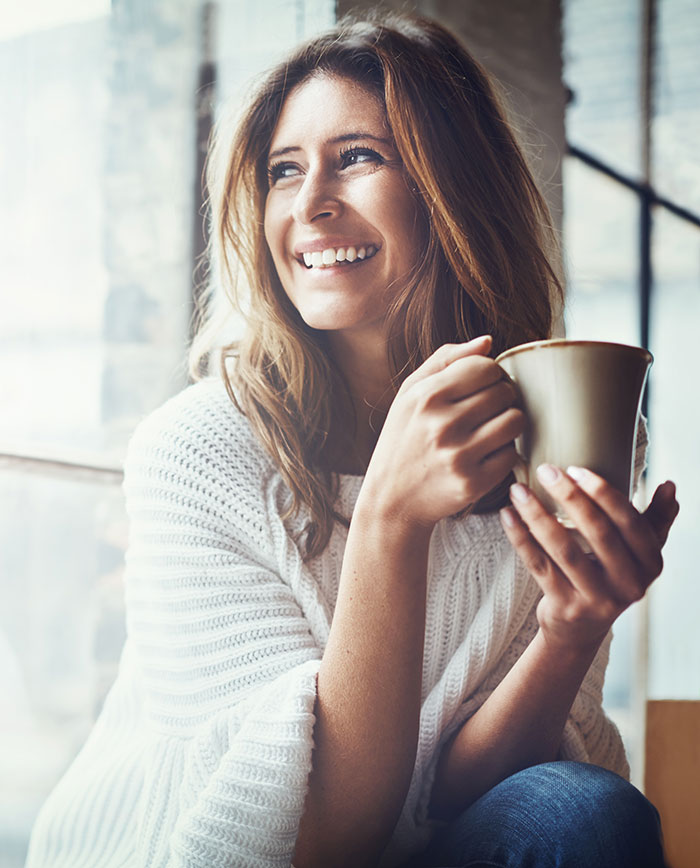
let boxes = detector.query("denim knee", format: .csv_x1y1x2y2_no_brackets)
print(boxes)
522,761,664,867
420,760,666,868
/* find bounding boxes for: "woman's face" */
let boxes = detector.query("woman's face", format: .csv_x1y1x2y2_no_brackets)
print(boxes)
263,74,423,344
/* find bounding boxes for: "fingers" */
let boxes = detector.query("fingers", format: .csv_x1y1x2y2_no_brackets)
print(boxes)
403,339,519,435
430,354,503,402
468,406,525,460
478,441,519,486
510,466,670,609
558,467,664,581
499,506,572,600
507,479,609,601
438,379,519,441
405,336,493,387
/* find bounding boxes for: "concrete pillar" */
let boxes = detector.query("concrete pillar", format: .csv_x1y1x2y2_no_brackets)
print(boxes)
100,0,201,451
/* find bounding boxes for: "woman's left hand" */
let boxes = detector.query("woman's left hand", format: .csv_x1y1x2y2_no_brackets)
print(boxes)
500,466,680,652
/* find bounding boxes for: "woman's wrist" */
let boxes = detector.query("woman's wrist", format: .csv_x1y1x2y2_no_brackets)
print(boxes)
533,624,605,670
354,475,435,553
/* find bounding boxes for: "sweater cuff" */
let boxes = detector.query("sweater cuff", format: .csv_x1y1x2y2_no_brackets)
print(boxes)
165,659,321,868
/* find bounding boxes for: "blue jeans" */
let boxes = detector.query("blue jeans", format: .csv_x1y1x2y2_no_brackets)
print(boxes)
410,761,666,867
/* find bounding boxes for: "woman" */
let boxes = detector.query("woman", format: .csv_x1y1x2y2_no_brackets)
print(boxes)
27,12,678,868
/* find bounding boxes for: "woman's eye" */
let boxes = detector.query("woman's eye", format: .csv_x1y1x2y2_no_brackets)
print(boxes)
267,162,299,184
339,146,384,169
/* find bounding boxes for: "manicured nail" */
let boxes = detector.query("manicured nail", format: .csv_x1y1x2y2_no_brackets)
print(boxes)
536,464,560,486
500,507,516,528
510,482,530,503
566,466,587,482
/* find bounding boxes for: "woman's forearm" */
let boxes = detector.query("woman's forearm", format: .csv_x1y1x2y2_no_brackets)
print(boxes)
429,627,602,821
293,496,432,868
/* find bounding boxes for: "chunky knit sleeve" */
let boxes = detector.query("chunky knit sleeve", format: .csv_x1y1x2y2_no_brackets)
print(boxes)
26,381,322,868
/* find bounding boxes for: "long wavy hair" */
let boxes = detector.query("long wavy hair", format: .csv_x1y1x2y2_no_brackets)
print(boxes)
190,11,562,559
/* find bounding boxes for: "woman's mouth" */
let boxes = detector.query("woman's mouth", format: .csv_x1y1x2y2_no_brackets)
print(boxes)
300,244,380,269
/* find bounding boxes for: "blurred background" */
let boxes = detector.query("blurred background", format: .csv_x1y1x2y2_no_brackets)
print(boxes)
0,1,698,866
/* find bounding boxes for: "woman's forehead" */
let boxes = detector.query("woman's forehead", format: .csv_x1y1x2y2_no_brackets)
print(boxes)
268,74,389,154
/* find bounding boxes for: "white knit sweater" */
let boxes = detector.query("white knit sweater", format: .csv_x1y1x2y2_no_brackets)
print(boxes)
26,378,642,868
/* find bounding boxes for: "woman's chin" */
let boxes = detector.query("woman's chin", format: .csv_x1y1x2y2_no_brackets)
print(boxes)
297,309,371,334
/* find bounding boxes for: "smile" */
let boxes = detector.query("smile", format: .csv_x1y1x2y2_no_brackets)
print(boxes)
300,244,380,269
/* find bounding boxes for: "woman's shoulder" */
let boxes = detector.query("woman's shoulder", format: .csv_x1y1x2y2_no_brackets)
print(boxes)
124,376,275,487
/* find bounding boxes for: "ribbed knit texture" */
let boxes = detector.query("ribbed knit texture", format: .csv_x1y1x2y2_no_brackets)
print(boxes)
26,378,646,868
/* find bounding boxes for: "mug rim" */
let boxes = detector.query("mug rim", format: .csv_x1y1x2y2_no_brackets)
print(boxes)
495,338,653,365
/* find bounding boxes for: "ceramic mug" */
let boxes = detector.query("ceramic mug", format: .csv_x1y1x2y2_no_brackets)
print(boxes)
496,339,653,526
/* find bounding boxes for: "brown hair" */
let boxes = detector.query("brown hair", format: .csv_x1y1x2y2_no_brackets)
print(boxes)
191,11,562,558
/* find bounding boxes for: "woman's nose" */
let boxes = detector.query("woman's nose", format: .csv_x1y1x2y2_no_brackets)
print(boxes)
291,170,343,225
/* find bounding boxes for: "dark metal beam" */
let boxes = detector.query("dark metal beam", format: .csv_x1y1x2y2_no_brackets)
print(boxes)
566,144,700,232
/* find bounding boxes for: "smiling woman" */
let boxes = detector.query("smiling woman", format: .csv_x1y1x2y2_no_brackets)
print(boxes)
25,10,677,868
202,14,563,549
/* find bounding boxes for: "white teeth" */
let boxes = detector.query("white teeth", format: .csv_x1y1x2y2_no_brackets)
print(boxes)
301,244,378,267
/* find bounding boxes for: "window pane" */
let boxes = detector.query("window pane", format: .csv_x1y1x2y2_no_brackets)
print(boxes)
647,209,700,698
0,3,336,865
563,0,642,178
562,155,645,777
653,0,700,215
0,4,199,464
0,466,126,866
563,157,640,344
217,0,335,99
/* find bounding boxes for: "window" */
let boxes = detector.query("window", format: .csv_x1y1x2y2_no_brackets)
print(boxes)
563,0,700,780
0,2,333,864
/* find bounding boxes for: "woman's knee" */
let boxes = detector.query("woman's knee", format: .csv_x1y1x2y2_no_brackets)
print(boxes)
421,761,666,867
535,762,661,840
497,761,664,867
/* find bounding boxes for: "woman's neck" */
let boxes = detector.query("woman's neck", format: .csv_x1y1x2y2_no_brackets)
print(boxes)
326,330,396,475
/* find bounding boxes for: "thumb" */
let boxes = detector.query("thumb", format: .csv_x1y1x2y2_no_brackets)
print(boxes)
644,480,679,547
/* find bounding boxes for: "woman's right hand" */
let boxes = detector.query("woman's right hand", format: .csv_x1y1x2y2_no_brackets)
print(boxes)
363,335,525,529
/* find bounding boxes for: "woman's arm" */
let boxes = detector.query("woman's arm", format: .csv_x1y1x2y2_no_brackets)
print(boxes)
293,505,431,868
294,337,525,867
430,466,679,821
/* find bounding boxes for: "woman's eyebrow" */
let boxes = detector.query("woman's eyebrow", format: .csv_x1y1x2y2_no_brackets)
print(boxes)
268,132,392,161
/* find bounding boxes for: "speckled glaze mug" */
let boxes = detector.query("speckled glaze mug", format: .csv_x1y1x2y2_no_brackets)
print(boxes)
496,339,653,526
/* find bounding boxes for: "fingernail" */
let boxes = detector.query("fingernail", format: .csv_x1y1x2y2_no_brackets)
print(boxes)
510,482,530,503
500,507,516,528
536,464,560,486
566,466,587,482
